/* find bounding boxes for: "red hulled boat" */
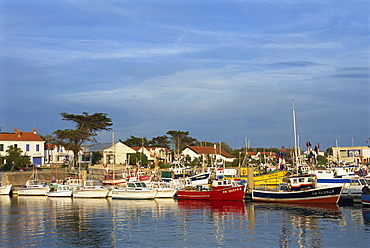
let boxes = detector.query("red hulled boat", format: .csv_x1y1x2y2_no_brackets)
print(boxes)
177,178,246,201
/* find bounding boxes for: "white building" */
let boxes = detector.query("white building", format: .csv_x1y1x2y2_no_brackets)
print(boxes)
44,144,76,166
132,146,172,163
181,146,236,163
0,128,45,166
85,142,136,165
330,146,370,164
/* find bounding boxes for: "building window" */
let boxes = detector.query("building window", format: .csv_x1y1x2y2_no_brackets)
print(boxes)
26,144,30,151
14,144,18,148
36,144,40,152
0,144,3,151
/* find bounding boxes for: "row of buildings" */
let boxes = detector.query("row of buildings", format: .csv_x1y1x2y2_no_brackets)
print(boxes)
0,128,369,168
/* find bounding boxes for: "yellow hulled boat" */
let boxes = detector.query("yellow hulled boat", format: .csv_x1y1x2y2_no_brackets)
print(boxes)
225,169,289,189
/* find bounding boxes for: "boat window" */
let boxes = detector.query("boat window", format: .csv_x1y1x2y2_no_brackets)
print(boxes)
299,178,304,182
128,183,135,187
140,183,147,187
350,180,359,185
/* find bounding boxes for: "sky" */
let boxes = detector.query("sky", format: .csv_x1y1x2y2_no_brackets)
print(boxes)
1,0,369,150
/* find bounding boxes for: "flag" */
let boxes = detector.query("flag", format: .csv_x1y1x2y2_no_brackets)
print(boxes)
317,142,320,149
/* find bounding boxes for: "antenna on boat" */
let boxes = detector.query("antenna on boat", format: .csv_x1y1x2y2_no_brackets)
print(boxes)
292,97,299,173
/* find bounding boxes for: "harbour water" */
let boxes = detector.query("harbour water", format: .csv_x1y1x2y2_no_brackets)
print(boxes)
1,195,369,247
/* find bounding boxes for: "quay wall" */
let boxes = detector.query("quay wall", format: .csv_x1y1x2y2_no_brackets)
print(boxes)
1,169,70,187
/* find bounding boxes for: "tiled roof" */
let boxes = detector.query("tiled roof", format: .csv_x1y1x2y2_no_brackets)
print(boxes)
45,144,56,150
131,147,141,152
0,129,43,142
186,146,236,159
131,147,170,152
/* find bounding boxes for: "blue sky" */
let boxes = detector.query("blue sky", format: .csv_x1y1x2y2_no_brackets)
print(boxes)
1,0,369,150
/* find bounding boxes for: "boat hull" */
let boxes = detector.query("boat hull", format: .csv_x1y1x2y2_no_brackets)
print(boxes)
154,189,177,198
102,178,127,186
0,185,12,195
362,194,370,207
17,188,49,196
47,191,73,197
226,170,288,188
177,185,246,201
112,189,157,200
252,185,343,204
72,189,109,198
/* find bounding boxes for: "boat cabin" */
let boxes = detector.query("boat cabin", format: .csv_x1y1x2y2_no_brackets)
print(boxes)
289,175,316,191
127,182,148,189
26,180,47,188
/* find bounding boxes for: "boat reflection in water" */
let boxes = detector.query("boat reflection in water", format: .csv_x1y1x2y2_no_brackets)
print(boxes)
178,200,247,216
251,202,341,216
250,202,343,247
363,208,370,226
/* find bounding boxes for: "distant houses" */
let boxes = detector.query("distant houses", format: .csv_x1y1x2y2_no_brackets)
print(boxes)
131,146,172,163
181,146,236,164
1,127,370,168
0,128,45,166
44,143,75,166
84,142,136,165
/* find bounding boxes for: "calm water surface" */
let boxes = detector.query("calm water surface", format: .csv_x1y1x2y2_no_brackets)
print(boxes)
1,195,369,247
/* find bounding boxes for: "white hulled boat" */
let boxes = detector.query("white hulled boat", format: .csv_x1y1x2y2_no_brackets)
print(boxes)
17,179,50,196
148,181,177,198
47,184,73,197
0,182,12,195
73,180,109,198
112,181,157,200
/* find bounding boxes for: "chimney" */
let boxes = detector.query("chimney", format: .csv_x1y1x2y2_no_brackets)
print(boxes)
33,128,37,134
14,127,18,133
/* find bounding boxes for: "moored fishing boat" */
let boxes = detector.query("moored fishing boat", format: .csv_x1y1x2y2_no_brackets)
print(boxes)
17,179,50,196
102,172,127,186
177,178,246,201
252,102,343,204
0,172,12,195
225,169,289,189
47,184,73,197
111,181,157,200
0,182,12,195
73,180,109,198
148,181,177,198
252,183,343,204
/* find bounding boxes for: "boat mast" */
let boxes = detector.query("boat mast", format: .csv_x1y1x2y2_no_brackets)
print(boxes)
292,99,299,172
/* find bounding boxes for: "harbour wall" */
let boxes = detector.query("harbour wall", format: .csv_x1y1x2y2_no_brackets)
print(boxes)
1,170,70,187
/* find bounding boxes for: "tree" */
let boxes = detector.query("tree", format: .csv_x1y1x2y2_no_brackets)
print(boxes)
166,130,197,153
148,135,171,148
3,145,31,171
54,112,113,167
128,152,149,166
121,136,146,147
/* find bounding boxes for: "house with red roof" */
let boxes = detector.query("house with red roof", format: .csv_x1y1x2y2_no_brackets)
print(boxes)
181,146,236,163
0,128,45,166
245,151,277,161
44,143,76,166
131,146,172,163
